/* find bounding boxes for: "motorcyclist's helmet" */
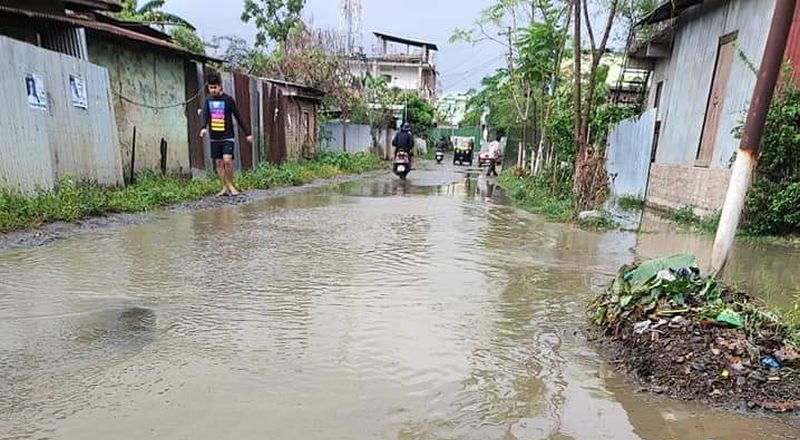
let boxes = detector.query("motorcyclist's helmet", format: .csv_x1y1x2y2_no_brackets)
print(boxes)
401,122,411,132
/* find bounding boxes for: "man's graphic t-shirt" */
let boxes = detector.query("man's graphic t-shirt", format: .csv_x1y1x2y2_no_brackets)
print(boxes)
203,93,251,141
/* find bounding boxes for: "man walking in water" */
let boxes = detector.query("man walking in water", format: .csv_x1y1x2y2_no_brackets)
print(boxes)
200,72,252,196
486,135,502,177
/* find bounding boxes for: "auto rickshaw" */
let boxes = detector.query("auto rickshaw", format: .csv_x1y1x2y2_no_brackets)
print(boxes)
452,136,474,166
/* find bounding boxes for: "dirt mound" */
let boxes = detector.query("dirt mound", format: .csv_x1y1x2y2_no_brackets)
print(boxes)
589,255,800,413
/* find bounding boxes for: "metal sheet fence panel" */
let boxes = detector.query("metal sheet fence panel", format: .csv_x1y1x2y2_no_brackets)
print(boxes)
606,109,657,199
0,36,122,193
321,122,373,153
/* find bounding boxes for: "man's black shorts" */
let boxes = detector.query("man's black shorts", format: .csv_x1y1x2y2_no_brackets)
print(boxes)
211,140,235,160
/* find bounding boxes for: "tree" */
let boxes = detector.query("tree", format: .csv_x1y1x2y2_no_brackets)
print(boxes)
116,0,195,30
241,0,306,47
572,0,621,211
215,36,272,76
171,26,206,54
453,0,571,169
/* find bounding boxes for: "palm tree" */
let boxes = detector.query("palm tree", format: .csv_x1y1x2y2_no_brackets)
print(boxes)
117,0,195,31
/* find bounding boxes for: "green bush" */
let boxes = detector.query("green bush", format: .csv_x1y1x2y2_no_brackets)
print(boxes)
744,79,800,236
0,152,381,233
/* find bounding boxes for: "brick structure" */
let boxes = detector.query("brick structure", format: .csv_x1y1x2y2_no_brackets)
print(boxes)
645,164,731,215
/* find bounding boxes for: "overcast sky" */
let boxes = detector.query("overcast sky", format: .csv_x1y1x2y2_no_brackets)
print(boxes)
164,0,620,94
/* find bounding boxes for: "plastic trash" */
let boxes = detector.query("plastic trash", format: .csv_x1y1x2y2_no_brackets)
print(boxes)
633,320,651,335
656,270,677,282
761,356,781,369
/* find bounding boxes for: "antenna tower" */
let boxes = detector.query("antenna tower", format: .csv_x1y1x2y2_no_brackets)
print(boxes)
340,0,363,54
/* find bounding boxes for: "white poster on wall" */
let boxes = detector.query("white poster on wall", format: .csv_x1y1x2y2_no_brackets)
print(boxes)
69,74,88,109
25,73,47,110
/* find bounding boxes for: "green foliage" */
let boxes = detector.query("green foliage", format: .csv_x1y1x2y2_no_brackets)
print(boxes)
170,26,205,54
591,258,800,350
241,0,306,46
744,79,800,236
0,153,380,233
616,195,645,211
116,0,195,29
496,171,576,223
404,92,436,144
218,36,274,75
662,206,720,234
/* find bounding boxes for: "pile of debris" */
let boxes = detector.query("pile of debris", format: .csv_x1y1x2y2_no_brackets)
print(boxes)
589,255,800,412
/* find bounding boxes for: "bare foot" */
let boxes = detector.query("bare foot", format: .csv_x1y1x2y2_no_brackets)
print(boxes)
228,189,240,196
216,189,228,197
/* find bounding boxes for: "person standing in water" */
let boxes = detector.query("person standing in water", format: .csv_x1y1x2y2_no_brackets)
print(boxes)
200,72,252,196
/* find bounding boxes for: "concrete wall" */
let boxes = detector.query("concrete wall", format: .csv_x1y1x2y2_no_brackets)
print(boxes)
645,163,731,215
88,38,190,176
0,36,122,192
649,0,775,168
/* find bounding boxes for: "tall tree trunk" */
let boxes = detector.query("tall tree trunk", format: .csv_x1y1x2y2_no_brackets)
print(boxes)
572,0,583,157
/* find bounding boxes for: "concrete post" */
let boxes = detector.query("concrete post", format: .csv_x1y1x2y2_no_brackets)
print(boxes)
710,0,797,276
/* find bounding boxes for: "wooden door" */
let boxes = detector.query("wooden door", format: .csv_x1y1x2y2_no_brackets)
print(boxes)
697,34,736,166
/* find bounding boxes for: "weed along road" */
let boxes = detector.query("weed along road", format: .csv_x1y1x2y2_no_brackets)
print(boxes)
1,163,799,439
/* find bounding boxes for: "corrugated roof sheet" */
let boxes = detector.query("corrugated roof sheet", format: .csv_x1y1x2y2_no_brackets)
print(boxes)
0,5,218,62
637,0,705,25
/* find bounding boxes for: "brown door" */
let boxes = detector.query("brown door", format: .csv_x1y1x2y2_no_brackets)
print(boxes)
697,34,737,166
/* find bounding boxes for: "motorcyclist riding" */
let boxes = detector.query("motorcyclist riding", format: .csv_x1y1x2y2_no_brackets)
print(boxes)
392,122,415,169
435,136,447,152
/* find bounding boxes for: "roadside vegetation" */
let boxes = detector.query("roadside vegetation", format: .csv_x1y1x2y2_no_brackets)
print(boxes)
0,152,380,233
497,171,575,223
616,195,646,212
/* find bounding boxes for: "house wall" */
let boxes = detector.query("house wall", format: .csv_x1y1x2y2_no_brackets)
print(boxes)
88,38,190,176
375,63,420,91
650,0,775,168
0,35,122,192
643,0,776,213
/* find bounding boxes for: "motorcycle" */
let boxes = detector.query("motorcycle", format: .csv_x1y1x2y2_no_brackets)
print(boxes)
435,150,444,163
393,151,411,179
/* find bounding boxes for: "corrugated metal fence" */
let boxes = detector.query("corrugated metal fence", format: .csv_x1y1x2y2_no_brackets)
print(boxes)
605,109,657,199
0,35,122,193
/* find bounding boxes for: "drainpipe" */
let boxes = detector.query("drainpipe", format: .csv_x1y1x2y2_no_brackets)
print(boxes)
710,0,797,276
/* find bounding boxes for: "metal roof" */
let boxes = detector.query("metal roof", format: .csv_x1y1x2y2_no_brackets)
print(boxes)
262,78,325,100
373,32,438,51
0,5,218,62
637,0,705,25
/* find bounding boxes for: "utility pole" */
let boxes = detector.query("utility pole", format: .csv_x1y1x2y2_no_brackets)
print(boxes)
710,0,797,275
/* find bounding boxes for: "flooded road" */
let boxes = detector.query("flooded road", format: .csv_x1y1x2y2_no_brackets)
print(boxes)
1,164,798,439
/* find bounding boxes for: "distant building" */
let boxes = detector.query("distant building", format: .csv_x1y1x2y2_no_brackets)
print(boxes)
351,32,438,102
436,92,470,128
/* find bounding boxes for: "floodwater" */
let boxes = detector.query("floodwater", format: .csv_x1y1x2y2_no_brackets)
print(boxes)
1,164,799,440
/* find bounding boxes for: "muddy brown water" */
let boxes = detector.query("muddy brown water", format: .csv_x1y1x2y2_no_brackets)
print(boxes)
1,164,799,439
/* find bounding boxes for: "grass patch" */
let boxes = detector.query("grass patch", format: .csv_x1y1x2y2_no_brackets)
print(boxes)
578,214,619,231
0,152,381,233
616,195,645,211
657,205,720,234
496,172,576,223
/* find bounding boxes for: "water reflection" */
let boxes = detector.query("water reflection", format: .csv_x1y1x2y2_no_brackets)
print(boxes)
0,166,798,439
